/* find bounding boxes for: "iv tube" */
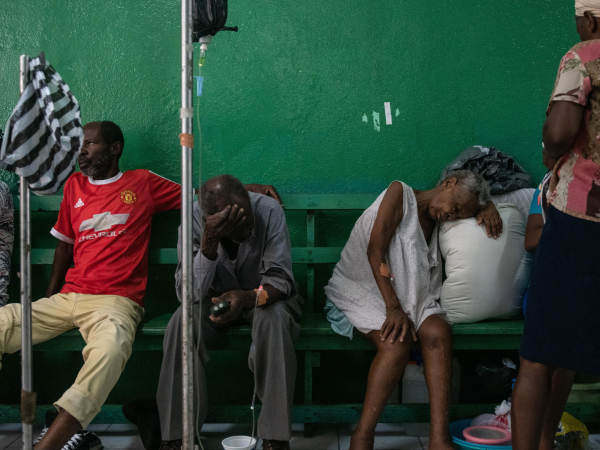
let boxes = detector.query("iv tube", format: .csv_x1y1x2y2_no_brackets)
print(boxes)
198,36,211,67
199,47,206,67
195,45,204,450
194,34,255,450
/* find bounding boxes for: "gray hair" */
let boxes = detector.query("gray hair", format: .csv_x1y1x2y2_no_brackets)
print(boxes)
440,170,491,209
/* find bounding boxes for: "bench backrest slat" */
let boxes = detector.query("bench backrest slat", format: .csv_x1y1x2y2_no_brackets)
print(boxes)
13,193,378,313
14,247,345,266
14,194,379,212
281,194,378,210
14,196,63,212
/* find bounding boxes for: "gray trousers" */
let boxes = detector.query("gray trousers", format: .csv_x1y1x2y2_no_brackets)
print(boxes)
156,295,303,441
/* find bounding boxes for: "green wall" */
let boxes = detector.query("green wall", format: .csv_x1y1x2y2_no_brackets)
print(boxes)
0,0,584,406
0,0,579,194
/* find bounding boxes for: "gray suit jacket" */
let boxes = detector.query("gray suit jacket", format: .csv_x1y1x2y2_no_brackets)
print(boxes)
175,193,295,303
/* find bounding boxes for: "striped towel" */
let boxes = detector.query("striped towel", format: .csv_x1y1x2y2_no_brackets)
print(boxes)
0,53,83,195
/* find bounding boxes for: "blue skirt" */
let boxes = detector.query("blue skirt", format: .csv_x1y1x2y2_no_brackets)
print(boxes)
520,206,600,375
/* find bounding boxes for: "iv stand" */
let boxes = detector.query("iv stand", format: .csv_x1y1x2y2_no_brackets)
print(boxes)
181,2,195,450
19,54,33,450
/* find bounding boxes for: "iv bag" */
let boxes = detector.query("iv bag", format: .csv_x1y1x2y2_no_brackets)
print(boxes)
193,0,238,40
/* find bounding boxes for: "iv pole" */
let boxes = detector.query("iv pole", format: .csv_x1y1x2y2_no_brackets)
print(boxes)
19,54,33,450
180,1,195,450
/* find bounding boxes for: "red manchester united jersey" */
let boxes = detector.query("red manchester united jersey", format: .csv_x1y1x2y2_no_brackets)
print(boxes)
51,170,181,306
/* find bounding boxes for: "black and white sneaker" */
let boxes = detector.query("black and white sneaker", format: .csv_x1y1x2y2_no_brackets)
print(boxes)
62,431,103,450
33,410,102,450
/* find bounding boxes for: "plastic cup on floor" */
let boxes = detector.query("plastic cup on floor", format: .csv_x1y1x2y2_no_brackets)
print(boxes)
222,436,257,450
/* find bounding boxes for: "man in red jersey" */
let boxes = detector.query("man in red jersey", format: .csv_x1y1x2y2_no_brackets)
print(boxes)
0,121,279,450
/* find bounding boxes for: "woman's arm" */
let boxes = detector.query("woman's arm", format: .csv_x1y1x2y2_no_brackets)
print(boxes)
367,182,417,344
524,213,544,253
543,101,585,160
367,182,404,308
476,201,503,239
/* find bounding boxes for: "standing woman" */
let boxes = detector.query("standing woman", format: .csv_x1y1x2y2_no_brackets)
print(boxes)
512,3,600,450
325,170,490,450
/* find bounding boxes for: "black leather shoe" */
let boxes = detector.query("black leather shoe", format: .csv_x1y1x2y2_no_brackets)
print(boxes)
122,399,162,450
262,440,290,450
158,440,182,450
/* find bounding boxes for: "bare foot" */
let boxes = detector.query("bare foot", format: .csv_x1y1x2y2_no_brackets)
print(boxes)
349,429,375,450
427,436,455,450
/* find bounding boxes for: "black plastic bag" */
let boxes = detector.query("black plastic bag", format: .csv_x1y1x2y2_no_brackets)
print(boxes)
193,0,238,40
440,146,533,195
461,357,518,403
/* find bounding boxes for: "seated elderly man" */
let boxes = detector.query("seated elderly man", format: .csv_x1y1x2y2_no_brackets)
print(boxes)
157,175,303,450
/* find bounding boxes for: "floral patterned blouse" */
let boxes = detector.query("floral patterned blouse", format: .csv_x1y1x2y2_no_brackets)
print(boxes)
548,39,600,222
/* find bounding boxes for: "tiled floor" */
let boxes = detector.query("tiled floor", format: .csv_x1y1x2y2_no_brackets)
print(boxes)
0,423,598,450
0,423,422,450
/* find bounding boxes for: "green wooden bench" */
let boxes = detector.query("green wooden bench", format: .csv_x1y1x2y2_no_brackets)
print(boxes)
2,194,599,427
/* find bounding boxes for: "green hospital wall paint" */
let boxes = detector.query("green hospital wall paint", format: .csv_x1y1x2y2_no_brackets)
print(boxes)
0,1,578,193
0,1,584,406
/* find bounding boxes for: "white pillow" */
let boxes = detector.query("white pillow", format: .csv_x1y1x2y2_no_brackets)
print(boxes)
491,188,535,222
438,204,532,324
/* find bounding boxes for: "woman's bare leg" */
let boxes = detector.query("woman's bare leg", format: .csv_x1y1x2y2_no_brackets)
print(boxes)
512,358,554,450
349,330,412,450
539,368,575,450
418,315,454,450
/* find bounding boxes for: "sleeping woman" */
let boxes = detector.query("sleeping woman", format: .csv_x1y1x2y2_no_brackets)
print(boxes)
324,170,491,450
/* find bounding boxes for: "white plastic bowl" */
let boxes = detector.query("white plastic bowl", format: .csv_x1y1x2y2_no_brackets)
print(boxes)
221,436,257,450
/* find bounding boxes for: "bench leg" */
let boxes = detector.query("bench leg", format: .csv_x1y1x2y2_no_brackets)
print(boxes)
303,350,321,438
303,423,314,439
304,350,313,404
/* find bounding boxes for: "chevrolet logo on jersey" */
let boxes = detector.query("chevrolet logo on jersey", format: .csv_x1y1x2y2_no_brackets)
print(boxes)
79,212,130,232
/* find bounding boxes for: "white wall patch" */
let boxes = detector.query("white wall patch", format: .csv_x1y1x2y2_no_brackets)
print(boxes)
384,102,392,125
362,113,368,123
372,111,380,132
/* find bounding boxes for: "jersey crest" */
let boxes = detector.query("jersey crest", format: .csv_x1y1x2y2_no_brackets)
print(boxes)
120,189,137,205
